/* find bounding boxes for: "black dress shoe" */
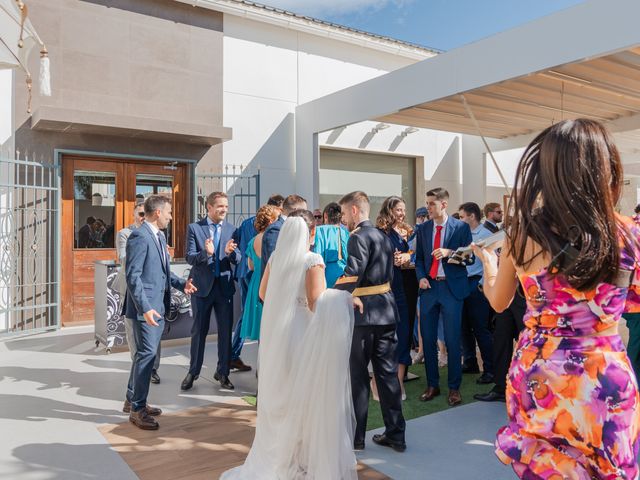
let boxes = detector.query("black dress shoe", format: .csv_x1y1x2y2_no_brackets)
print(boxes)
151,370,161,384
354,441,365,451
214,372,235,390
372,434,406,452
462,363,480,374
476,372,494,385
473,390,506,402
180,373,198,391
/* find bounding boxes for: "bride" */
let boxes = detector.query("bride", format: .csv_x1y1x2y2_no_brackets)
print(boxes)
221,211,362,480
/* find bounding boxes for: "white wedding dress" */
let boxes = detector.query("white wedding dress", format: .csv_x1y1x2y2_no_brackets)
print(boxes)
221,217,357,480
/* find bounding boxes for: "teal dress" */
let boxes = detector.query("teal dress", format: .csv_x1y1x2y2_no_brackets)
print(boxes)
313,224,349,287
240,237,263,340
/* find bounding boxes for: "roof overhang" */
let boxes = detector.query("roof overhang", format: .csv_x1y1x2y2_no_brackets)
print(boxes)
31,106,232,146
296,0,640,141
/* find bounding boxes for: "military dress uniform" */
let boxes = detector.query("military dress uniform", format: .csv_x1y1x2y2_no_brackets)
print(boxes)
335,220,406,449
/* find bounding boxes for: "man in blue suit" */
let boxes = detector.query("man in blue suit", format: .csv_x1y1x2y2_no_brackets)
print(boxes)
415,187,473,407
182,192,240,391
229,194,284,371
124,194,196,430
260,194,307,277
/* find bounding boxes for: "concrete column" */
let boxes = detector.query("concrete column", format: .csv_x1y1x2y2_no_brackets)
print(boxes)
461,135,486,207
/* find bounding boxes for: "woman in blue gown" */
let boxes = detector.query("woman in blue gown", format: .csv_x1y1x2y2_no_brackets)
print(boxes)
312,202,349,287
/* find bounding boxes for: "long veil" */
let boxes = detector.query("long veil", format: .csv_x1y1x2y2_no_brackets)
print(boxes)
222,217,357,479
276,288,357,479
222,217,309,479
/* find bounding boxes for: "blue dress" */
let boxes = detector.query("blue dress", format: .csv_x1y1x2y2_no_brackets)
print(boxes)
313,224,349,287
386,228,412,367
240,237,263,340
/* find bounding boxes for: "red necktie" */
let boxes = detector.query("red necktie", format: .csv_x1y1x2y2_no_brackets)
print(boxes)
430,225,443,279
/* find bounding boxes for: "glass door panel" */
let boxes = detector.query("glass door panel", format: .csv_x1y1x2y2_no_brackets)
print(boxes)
135,173,174,246
73,171,117,249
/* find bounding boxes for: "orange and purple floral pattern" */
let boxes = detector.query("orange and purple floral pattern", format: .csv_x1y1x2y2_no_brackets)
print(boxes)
496,216,640,480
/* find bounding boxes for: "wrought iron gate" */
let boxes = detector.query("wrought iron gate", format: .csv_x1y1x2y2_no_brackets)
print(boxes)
0,155,59,335
196,165,260,226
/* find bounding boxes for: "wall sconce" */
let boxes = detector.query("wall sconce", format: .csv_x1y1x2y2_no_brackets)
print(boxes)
370,123,390,134
400,127,419,137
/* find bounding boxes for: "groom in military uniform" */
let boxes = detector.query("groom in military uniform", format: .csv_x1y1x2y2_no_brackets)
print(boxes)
336,191,406,452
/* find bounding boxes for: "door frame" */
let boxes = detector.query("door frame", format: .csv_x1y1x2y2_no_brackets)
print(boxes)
55,149,196,326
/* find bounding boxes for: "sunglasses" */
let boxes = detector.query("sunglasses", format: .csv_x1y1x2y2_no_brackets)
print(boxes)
138,211,145,217
314,215,322,219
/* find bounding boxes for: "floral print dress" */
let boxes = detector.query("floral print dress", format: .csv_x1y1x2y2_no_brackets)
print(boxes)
496,216,640,480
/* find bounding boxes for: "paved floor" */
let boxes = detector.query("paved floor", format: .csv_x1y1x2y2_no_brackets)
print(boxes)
0,326,515,479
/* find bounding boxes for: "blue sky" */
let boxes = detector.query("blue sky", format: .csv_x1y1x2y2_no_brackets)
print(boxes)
261,0,586,51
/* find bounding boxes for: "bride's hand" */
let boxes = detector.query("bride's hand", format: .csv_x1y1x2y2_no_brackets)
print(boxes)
352,296,364,314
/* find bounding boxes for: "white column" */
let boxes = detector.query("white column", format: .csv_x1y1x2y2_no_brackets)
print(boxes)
295,117,319,206
461,135,486,207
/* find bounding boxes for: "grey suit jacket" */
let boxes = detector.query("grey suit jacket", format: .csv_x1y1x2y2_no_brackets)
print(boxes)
113,224,136,298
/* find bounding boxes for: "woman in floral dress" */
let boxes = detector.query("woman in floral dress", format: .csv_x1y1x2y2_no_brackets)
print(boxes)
473,119,639,479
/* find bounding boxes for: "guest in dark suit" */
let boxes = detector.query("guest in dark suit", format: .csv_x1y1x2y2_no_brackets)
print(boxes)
337,191,406,453
482,202,503,233
229,194,284,371
182,192,240,391
77,216,95,248
415,187,473,407
124,194,196,430
260,194,307,277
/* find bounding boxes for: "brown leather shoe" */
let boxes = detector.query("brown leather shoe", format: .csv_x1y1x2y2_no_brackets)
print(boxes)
129,409,159,430
419,386,441,402
230,358,252,372
123,400,162,416
448,389,462,406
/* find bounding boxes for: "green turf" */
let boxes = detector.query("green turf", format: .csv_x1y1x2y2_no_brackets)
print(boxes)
241,364,492,430
365,364,490,430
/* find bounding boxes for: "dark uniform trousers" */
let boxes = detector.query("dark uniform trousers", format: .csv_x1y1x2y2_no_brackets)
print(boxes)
492,291,526,394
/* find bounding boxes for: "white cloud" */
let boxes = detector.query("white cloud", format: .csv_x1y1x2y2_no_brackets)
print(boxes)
259,0,410,18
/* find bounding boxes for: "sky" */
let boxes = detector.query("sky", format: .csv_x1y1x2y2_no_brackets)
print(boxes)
259,0,586,51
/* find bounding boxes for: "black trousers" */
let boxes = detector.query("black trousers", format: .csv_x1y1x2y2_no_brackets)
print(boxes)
492,293,526,393
189,282,234,377
350,324,406,445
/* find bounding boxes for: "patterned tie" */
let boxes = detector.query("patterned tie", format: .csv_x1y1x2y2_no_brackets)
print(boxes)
430,225,443,279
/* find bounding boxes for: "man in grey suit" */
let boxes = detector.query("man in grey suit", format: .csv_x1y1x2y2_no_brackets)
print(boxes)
115,202,162,385
124,195,197,430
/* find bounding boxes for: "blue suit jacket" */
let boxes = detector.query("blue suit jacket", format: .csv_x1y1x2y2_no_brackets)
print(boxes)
232,216,257,281
124,222,186,319
415,216,474,300
261,215,285,276
186,218,239,299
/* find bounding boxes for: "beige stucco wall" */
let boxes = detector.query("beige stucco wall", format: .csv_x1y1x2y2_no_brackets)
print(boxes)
14,0,224,170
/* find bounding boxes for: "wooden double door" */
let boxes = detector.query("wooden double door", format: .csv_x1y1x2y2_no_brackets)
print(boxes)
61,156,190,326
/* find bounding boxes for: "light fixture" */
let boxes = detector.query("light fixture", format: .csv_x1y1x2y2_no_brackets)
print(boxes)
401,127,419,137
370,123,390,134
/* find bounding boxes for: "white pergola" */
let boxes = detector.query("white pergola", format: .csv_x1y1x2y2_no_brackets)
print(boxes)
295,0,640,205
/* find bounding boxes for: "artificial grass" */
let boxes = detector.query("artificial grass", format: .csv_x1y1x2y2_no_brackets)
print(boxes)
241,363,493,431
365,363,491,431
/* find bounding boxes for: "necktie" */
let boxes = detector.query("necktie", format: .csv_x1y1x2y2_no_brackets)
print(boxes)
157,231,167,271
212,223,220,277
429,225,443,279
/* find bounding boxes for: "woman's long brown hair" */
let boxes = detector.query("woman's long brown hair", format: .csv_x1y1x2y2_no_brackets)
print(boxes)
376,196,413,237
506,118,628,291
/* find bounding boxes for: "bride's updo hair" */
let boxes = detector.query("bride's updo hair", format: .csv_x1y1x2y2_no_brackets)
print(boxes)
289,209,315,233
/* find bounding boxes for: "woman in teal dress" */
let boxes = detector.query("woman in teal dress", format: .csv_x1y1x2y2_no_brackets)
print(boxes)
312,202,349,287
240,205,280,341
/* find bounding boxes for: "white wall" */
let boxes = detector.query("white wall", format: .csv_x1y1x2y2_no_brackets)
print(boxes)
222,15,419,202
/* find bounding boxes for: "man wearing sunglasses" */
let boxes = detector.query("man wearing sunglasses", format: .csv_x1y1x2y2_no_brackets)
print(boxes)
482,203,503,233
115,202,163,386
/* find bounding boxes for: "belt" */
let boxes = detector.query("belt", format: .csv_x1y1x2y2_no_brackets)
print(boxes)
352,282,391,297
431,276,446,281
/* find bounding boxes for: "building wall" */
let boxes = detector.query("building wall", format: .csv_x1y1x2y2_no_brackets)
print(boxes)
222,14,421,202
13,0,224,168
